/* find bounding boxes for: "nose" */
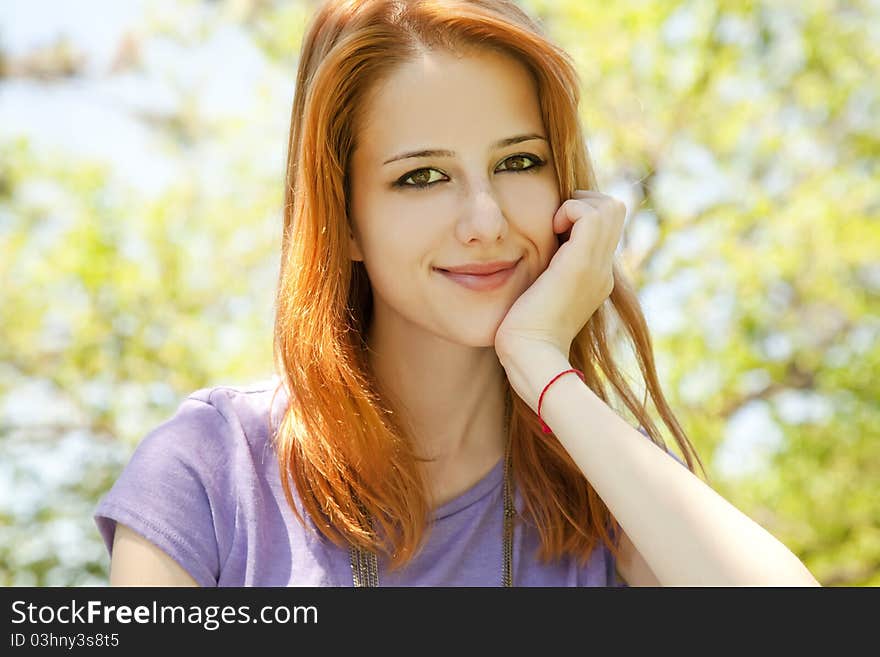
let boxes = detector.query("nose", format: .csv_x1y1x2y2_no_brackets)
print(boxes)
454,185,508,244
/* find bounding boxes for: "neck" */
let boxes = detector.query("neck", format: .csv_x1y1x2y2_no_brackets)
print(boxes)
364,319,509,506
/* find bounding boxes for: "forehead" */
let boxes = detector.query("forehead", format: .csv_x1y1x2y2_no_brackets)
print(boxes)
356,48,544,157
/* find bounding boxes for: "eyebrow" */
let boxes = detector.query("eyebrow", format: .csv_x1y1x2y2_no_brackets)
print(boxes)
382,133,548,165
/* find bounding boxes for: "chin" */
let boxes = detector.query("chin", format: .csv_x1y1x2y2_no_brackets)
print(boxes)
448,319,506,349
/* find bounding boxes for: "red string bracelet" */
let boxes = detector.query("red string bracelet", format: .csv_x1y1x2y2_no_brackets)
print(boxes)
537,368,585,434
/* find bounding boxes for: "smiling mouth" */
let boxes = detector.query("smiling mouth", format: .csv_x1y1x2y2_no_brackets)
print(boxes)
433,259,520,291
434,258,522,276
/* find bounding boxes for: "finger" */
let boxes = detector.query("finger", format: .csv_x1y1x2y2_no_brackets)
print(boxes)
573,193,627,221
573,195,627,252
552,198,597,236
571,189,621,205
572,190,627,220
566,198,624,264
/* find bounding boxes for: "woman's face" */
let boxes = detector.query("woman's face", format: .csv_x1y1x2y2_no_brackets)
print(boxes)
348,47,561,347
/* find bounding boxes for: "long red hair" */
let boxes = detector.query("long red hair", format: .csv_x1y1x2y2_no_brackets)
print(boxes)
270,0,707,571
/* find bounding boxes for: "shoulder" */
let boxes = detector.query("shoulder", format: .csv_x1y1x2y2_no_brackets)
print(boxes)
185,375,287,433
190,375,287,419
144,375,288,474
111,374,291,505
94,376,289,586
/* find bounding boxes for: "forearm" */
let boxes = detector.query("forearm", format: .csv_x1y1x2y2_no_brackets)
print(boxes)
500,343,820,586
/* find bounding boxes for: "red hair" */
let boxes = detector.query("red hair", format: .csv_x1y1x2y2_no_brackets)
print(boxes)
270,0,707,571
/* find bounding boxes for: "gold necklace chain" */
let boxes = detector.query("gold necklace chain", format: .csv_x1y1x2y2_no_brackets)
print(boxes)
350,391,514,587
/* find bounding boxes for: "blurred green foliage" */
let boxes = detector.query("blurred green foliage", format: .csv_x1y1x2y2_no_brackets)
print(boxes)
1,0,877,586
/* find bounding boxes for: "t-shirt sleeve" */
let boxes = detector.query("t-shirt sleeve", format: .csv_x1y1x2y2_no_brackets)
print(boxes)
94,396,232,587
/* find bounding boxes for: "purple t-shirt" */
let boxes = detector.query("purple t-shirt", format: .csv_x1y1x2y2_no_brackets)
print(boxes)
94,377,632,587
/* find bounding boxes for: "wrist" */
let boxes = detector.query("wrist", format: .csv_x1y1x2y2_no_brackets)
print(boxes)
498,341,573,415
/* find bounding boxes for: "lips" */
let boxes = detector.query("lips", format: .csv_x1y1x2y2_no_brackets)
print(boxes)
434,259,520,292
435,259,520,275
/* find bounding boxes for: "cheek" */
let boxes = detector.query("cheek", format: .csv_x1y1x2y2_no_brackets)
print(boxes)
356,223,431,288
538,233,561,272
506,181,560,266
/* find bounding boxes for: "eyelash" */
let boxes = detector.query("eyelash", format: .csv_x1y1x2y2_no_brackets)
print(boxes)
393,154,546,191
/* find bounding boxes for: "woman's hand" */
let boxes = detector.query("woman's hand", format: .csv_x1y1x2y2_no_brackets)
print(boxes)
494,189,627,362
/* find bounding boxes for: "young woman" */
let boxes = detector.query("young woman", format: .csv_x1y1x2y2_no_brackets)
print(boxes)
95,0,820,587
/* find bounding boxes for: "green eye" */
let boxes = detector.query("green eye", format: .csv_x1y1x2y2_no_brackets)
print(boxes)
499,155,539,171
394,154,545,191
402,168,446,187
